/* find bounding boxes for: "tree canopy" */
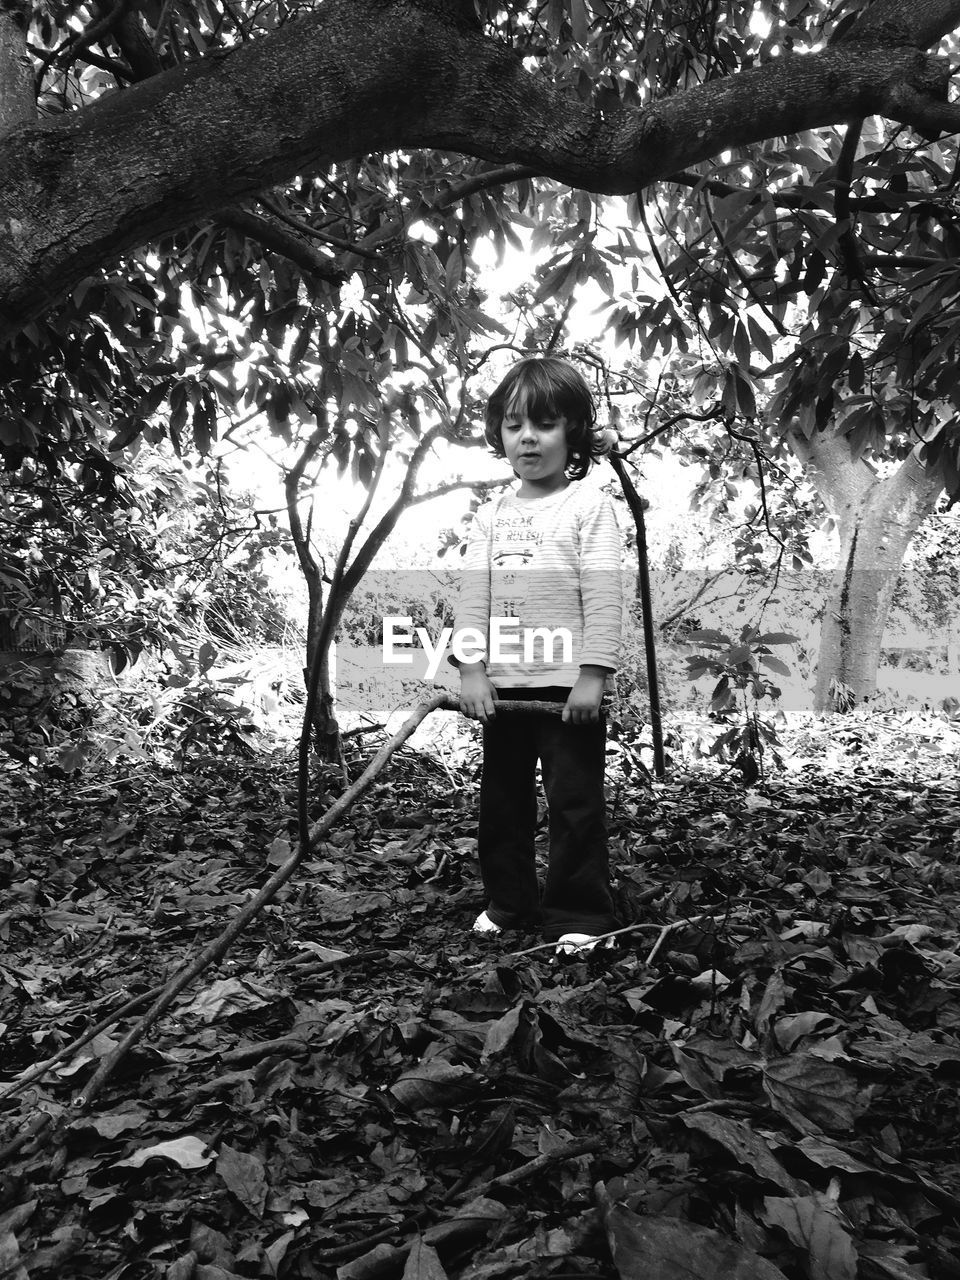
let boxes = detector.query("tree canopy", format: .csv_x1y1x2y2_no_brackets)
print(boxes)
4,0,960,339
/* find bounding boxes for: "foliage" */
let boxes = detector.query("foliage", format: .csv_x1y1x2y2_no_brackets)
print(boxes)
0,446,305,772
2,720,960,1276
684,626,797,782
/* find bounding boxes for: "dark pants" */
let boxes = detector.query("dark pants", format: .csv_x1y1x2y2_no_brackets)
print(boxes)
478,688,618,940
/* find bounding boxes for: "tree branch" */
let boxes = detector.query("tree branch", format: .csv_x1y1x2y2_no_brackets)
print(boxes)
2,0,960,335
217,206,347,282
665,170,960,215
835,119,870,291
33,0,131,91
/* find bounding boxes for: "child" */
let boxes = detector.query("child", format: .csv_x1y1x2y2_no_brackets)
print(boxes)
454,356,624,954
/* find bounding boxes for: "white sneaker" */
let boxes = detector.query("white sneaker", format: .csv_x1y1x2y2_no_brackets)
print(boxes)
472,910,503,936
556,932,616,955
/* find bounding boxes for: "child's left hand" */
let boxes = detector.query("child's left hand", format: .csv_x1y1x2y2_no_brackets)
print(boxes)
562,668,607,724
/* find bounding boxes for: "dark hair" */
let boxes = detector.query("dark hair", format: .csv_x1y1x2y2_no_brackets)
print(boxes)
484,356,602,481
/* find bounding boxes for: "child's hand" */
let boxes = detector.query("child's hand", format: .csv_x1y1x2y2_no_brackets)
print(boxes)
459,665,498,723
562,668,607,724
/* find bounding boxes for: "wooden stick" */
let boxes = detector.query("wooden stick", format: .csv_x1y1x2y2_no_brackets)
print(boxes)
74,692,452,1111
501,920,664,960
3,696,591,1131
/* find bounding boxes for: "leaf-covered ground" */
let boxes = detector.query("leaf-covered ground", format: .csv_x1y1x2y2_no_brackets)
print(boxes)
1,714,960,1280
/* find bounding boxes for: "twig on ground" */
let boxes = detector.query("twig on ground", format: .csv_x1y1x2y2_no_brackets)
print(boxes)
0,982,168,1105
312,1134,604,1265
278,947,388,973
456,1134,605,1200
2,696,581,1149
501,920,664,960
73,692,452,1112
646,914,708,965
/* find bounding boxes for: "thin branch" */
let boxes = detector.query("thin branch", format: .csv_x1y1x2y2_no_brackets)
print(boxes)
73,690,453,1113
834,118,877,302
151,0,176,51
217,208,347,283
33,0,130,90
637,193,685,313
257,195,384,262
724,422,787,555
702,189,788,336
620,406,724,459
666,169,960,216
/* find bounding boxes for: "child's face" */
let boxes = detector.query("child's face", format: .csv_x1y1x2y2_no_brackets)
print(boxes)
500,404,571,494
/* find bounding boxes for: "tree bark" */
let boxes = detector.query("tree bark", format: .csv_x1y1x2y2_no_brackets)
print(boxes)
790,429,944,712
2,0,960,336
0,0,34,136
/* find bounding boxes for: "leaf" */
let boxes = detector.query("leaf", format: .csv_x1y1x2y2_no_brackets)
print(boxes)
762,1055,866,1135
197,640,218,674
401,1238,448,1280
685,628,730,646
305,1177,358,1209
774,1013,836,1052
266,836,292,866
175,978,270,1023
760,655,792,678
166,1252,199,1280
70,1111,148,1139
390,1059,477,1110
216,1145,268,1218
755,969,788,1033
115,1135,215,1170
569,0,589,44
0,1205,36,1239
56,1031,120,1077
680,1113,805,1194
0,1230,29,1280
480,1003,525,1063
762,1196,857,1280
602,1199,789,1279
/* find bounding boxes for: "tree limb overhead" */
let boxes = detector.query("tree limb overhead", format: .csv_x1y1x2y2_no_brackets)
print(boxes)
1,0,960,337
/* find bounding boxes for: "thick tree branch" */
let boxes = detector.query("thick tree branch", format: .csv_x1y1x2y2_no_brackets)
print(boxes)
2,0,960,336
788,425,877,542
835,0,960,48
106,1,164,79
883,83,960,138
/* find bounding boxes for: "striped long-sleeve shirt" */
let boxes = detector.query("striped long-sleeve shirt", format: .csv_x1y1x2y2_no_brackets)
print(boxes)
452,483,625,689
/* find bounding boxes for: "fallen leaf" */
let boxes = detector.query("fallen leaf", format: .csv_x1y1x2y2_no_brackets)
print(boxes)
56,1031,120,1077
390,1059,477,1110
680,1112,806,1194
216,1146,268,1218
0,1229,28,1280
175,978,270,1023
602,1199,789,1279
401,1238,448,1280
762,1195,857,1280
762,1054,866,1135
115,1135,215,1170
0,1204,36,1237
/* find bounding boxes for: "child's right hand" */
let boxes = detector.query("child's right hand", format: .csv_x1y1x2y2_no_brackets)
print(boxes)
459,666,498,723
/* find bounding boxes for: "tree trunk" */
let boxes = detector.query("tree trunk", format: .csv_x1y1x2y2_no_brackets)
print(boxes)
0,0,34,136
301,575,342,766
790,429,944,712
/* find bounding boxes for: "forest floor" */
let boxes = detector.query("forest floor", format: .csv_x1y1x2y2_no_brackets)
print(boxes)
1,705,960,1280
